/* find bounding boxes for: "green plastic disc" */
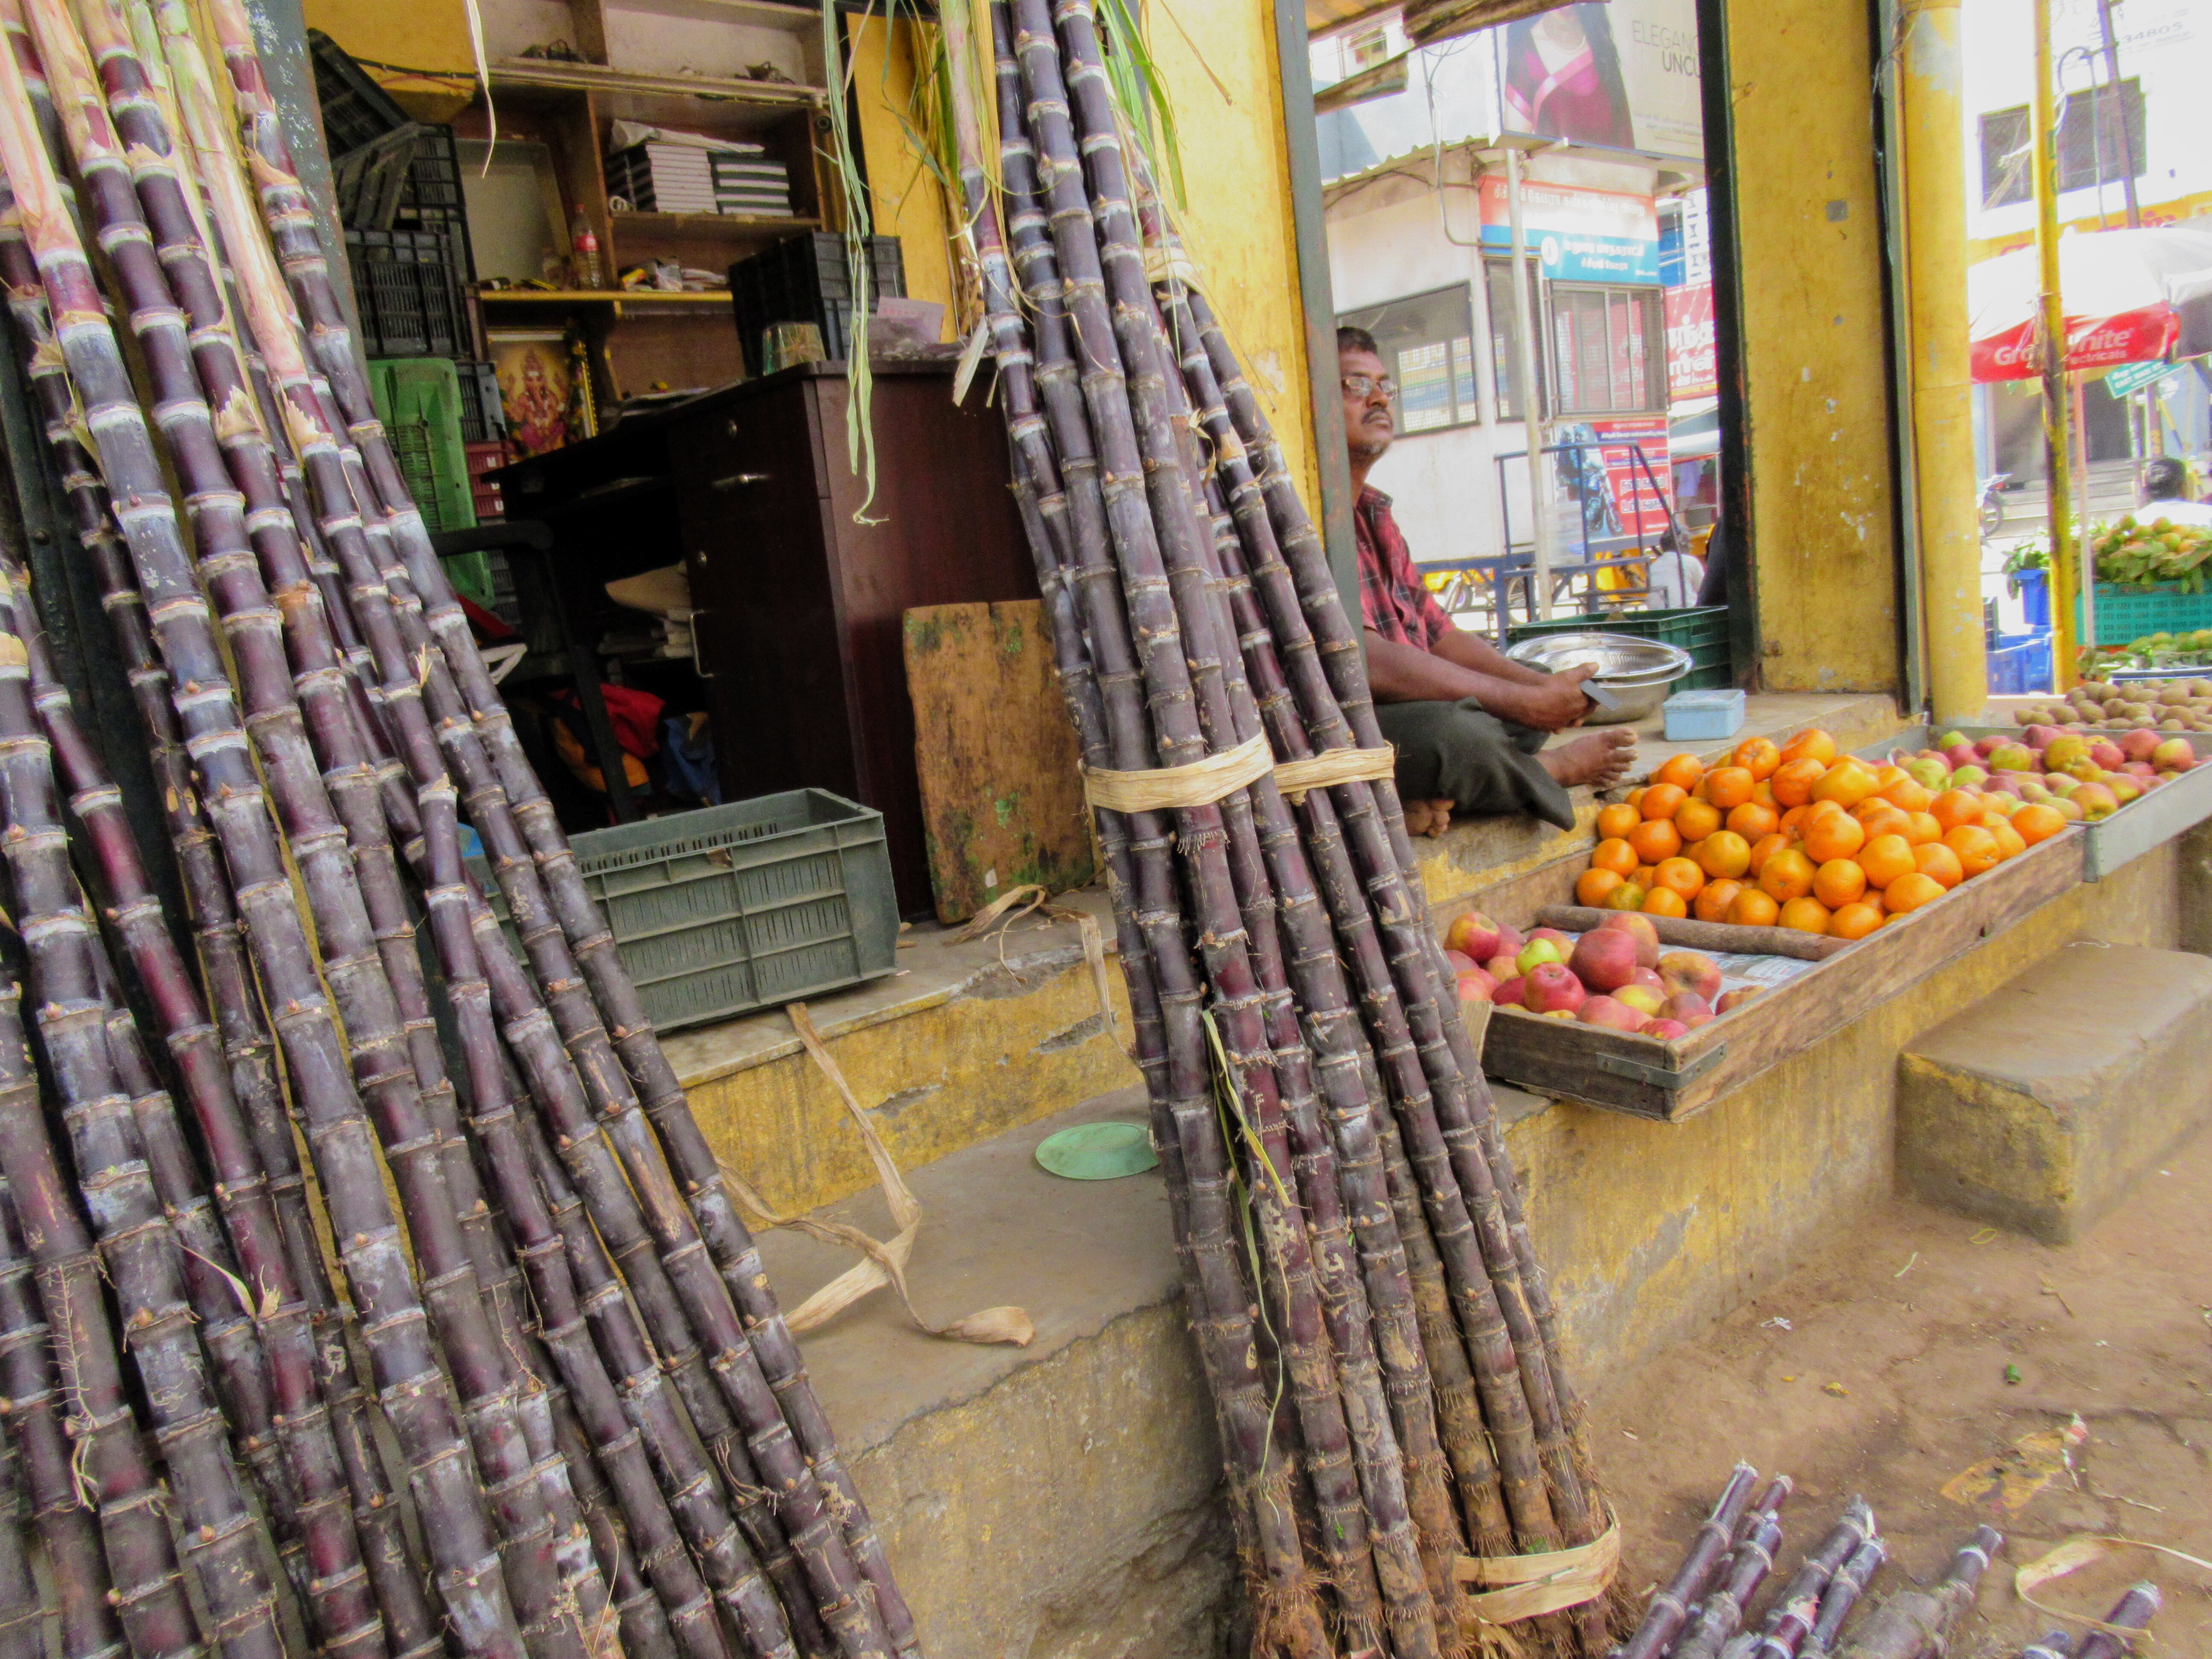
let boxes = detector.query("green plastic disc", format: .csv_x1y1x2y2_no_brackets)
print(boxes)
1034,1120,1158,1181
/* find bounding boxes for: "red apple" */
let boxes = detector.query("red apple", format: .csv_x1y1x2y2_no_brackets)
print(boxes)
1455,967,1498,1006
2088,740,2126,771
1973,735,2008,758
1658,950,1722,1004
1528,926,1572,952
1483,953,1521,982
1578,995,1645,1031
1521,963,1586,1015
1595,911,1662,969
2120,761,2155,778
1640,1018,1691,1041
1627,966,1666,994
1444,949,1476,974
1491,975,1526,1008
1614,984,1665,1019
1715,986,1765,1014
1568,928,1640,993
1490,925,1526,964
2153,738,2197,772
2023,724,2064,751
1662,992,1714,1027
1444,911,1504,963
2116,728,2162,763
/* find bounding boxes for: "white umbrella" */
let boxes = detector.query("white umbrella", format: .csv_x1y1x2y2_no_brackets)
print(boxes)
1967,226,2212,382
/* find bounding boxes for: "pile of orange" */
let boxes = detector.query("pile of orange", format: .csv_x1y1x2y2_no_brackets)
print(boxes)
1574,727,2068,937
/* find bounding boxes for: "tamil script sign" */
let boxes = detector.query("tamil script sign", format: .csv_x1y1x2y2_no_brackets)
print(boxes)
1476,177,1662,284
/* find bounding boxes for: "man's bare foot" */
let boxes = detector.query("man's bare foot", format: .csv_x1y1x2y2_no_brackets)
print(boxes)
1540,728,1639,791
1404,798,1455,837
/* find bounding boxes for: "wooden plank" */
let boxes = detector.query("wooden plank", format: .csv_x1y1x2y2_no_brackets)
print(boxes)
1480,827,2089,1121
902,601,1094,925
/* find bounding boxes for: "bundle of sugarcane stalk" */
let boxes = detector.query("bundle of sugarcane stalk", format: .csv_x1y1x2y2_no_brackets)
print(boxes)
0,0,921,1653
932,2,1617,1654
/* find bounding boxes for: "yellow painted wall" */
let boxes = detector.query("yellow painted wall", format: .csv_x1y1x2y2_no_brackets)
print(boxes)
301,0,474,122
1726,0,1902,694
847,16,958,333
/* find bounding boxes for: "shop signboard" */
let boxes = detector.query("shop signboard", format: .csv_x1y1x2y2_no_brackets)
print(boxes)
1475,177,1662,284
1663,282,1717,398
2102,358,2174,397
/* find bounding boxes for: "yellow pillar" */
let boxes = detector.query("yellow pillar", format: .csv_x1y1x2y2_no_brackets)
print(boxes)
2032,0,2079,690
1903,0,1985,723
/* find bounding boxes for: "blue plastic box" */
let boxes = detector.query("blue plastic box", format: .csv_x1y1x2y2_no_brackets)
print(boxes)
1986,631,2052,695
1662,688,1746,742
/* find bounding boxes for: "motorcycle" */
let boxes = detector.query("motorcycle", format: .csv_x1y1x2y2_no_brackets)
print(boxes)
1979,472,2012,539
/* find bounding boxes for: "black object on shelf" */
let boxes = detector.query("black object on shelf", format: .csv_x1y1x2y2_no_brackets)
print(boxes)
455,361,508,443
727,232,904,378
346,227,468,358
395,126,479,303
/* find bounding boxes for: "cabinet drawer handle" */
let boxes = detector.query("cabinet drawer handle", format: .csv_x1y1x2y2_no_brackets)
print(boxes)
688,609,713,678
712,472,770,491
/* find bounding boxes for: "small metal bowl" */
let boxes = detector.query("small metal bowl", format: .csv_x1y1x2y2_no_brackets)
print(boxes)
1505,633,1694,724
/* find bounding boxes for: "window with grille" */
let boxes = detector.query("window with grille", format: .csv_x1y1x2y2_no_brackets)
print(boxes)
1339,285,1479,433
1977,80,2145,210
1548,285,1663,416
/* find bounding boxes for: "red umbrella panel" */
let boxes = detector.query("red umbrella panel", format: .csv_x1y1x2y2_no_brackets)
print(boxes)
1968,226,2212,383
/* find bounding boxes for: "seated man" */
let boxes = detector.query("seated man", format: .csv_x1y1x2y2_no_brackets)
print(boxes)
1342,326,1636,836
2138,456,2212,528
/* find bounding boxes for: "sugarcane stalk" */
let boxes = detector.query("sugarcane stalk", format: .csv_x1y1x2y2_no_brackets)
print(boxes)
1832,1528,1999,1659
1751,1502,1876,1659
1670,1504,1785,1659
0,32,549,1659
0,1179,124,1659
0,1228,45,1659
2018,1630,2073,1659
1613,1464,1760,1659
2049,1586,2154,1659
1803,1537,1887,1659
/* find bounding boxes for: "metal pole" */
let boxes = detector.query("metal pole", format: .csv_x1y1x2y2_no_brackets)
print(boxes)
1506,142,1556,620
2093,0,2139,227
2072,370,2096,653
1900,0,1984,723
2034,0,2080,689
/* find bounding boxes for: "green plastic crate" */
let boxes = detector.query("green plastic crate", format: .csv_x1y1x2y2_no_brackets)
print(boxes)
2072,584,2212,646
1507,605,1733,690
367,359,488,603
467,789,898,1033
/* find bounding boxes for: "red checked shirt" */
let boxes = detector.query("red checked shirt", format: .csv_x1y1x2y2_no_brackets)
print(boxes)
1355,486,1454,652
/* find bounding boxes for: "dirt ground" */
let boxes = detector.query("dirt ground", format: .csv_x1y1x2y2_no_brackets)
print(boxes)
1585,1123,2212,1659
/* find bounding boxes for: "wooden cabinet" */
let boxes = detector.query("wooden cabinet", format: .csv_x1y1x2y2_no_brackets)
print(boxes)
498,360,1037,914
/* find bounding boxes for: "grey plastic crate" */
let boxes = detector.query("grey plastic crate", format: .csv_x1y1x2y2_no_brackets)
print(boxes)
469,789,897,1032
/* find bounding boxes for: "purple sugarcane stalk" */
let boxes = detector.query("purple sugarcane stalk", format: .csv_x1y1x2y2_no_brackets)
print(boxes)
1752,1502,1877,1659
1614,1464,1761,1659
1672,1500,1788,1659
1804,1537,1888,1659
2068,1586,2158,1659
1832,1527,1998,1659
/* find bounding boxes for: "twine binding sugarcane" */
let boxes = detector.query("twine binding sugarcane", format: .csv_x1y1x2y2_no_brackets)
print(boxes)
1082,731,1397,812
1455,1510,1623,1625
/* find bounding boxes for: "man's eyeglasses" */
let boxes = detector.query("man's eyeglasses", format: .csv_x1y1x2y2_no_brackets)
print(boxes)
1342,373,1396,400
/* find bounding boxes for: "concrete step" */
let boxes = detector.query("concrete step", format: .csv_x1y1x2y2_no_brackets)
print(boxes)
1897,941,2212,1244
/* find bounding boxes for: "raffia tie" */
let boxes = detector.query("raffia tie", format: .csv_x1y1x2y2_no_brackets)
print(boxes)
1453,1511,1622,1625
1082,734,1397,813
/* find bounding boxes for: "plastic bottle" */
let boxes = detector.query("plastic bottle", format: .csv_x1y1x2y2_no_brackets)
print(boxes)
570,208,602,290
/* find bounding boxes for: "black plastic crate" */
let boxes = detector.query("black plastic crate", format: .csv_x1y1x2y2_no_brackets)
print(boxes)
346,227,467,358
309,30,411,157
454,361,507,443
728,233,904,377
395,128,477,296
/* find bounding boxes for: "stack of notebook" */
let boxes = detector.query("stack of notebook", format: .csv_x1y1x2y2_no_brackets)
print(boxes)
607,143,793,217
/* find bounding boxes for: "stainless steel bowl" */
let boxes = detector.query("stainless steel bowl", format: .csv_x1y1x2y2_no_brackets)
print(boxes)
1504,632,1693,724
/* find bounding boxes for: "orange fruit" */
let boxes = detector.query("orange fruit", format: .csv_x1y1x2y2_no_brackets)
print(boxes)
1778,895,1833,935
1913,841,1964,890
1989,820,2027,861
1829,901,1885,940
1812,858,1867,909
1690,775,1714,803
1882,871,1946,914
1726,800,1779,841
1732,737,1781,780
2011,803,2066,846
1857,833,1915,888
1595,802,1641,842
1576,867,1625,907
1943,825,2001,878
1802,812,1866,864
1695,878,1744,923
1770,758,1826,807
1603,882,1647,911
1757,847,1817,903
1854,805,1912,843
1746,832,1791,875
1930,789,1985,832
1697,830,1752,880
1879,776,1933,814
1590,837,1639,876
1778,804,1812,839
1780,727,1838,766
1674,798,1723,843
1902,811,1944,846
1871,764,1912,792
1653,754,1704,792
1627,787,1647,812
1653,858,1705,902
1632,864,1659,888
1751,780,1779,809
1810,759,1880,808
1640,885,1689,919
1627,818,1682,865
1705,767,1755,811
1727,888,1781,927
1640,783,1688,821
